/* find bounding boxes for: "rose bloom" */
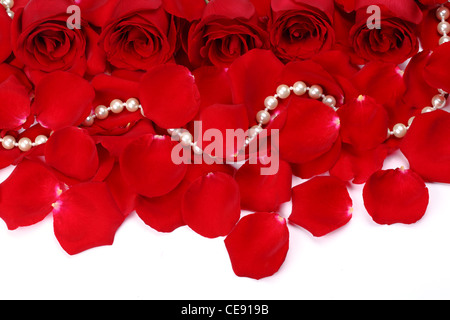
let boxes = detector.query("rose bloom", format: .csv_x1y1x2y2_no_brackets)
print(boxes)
349,2,421,64
187,0,269,67
11,0,100,75
99,0,177,71
269,0,335,61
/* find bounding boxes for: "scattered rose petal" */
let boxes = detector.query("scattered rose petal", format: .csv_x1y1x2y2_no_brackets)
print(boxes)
140,64,200,129
338,95,389,151
224,212,289,280
0,76,30,130
278,98,340,164
363,168,429,225
33,71,95,131
290,176,353,237
235,158,292,212
120,134,187,198
53,182,125,255
104,162,137,217
0,159,61,230
400,110,450,183
45,127,99,182
182,172,241,238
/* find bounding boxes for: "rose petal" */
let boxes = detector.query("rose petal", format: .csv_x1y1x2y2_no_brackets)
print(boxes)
400,110,450,183
192,66,233,111
140,64,200,129
235,158,292,212
224,212,289,279
278,98,340,163
291,137,342,179
0,75,30,130
363,168,429,225
53,182,125,255
0,159,61,230
423,42,450,94
162,0,206,21
338,95,389,151
33,71,95,130
45,127,99,182
290,176,353,237
104,162,137,217
120,134,187,198
198,103,249,160
182,172,241,238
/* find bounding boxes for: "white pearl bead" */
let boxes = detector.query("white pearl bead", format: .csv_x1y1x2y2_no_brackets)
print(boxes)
264,96,278,110
18,137,32,152
110,99,124,114
2,0,14,8
438,21,450,35
192,143,203,155
422,106,435,113
293,81,307,96
393,123,407,138
322,95,337,108
432,94,447,109
171,129,181,141
126,98,140,112
1,135,16,150
179,131,193,147
440,35,450,45
6,9,13,18
256,110,271,125
276,85,291,99
95,105,109,120
248,125,263,138
34,135,48,145
408,116,415,127
437,6,450,20
83,115,95,127
308,85,323,99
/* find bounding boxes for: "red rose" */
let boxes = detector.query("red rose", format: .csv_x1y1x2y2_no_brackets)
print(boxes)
270,0,336,61
187,0,270,67
349,0,422,64
10,0,101,77
99,0,177,71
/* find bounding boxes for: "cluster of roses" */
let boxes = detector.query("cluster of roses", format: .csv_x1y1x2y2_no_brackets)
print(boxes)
0,0,449,280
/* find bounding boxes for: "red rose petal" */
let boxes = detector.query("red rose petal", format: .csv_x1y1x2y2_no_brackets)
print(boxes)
140,64,200,129
291,137,342,179
104,162,137,217
182,172,241,238
0,75,30,130
279,98,340,163
400,110,450,183
33,71,95,131
235,158,292,212
192,66,233,111
45,127,99,182
162,0,206,21
0,159,61,230
120,134,187,198
338,95,389,151
363,168,429,225
330,143,388,184
136,189,186,233
290,176,353,237
423,42,450,93
198,103,249,160
0,10,12,63
53,182,125,255
224,212,289,280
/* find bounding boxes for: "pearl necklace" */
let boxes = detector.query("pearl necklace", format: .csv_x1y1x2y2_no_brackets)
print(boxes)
388,3,450,139
1,0,14,18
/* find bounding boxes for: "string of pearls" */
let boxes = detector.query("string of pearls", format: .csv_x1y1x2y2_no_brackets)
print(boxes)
1,0,14,18
437,3,450,45
0,134,48,152
168,81,339,157
388,3,450,139
82,98,142,126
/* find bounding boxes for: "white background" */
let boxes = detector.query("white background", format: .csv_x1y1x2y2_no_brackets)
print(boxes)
1,150,450,300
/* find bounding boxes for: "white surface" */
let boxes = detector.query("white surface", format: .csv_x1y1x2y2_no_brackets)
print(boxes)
1,151,450,300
